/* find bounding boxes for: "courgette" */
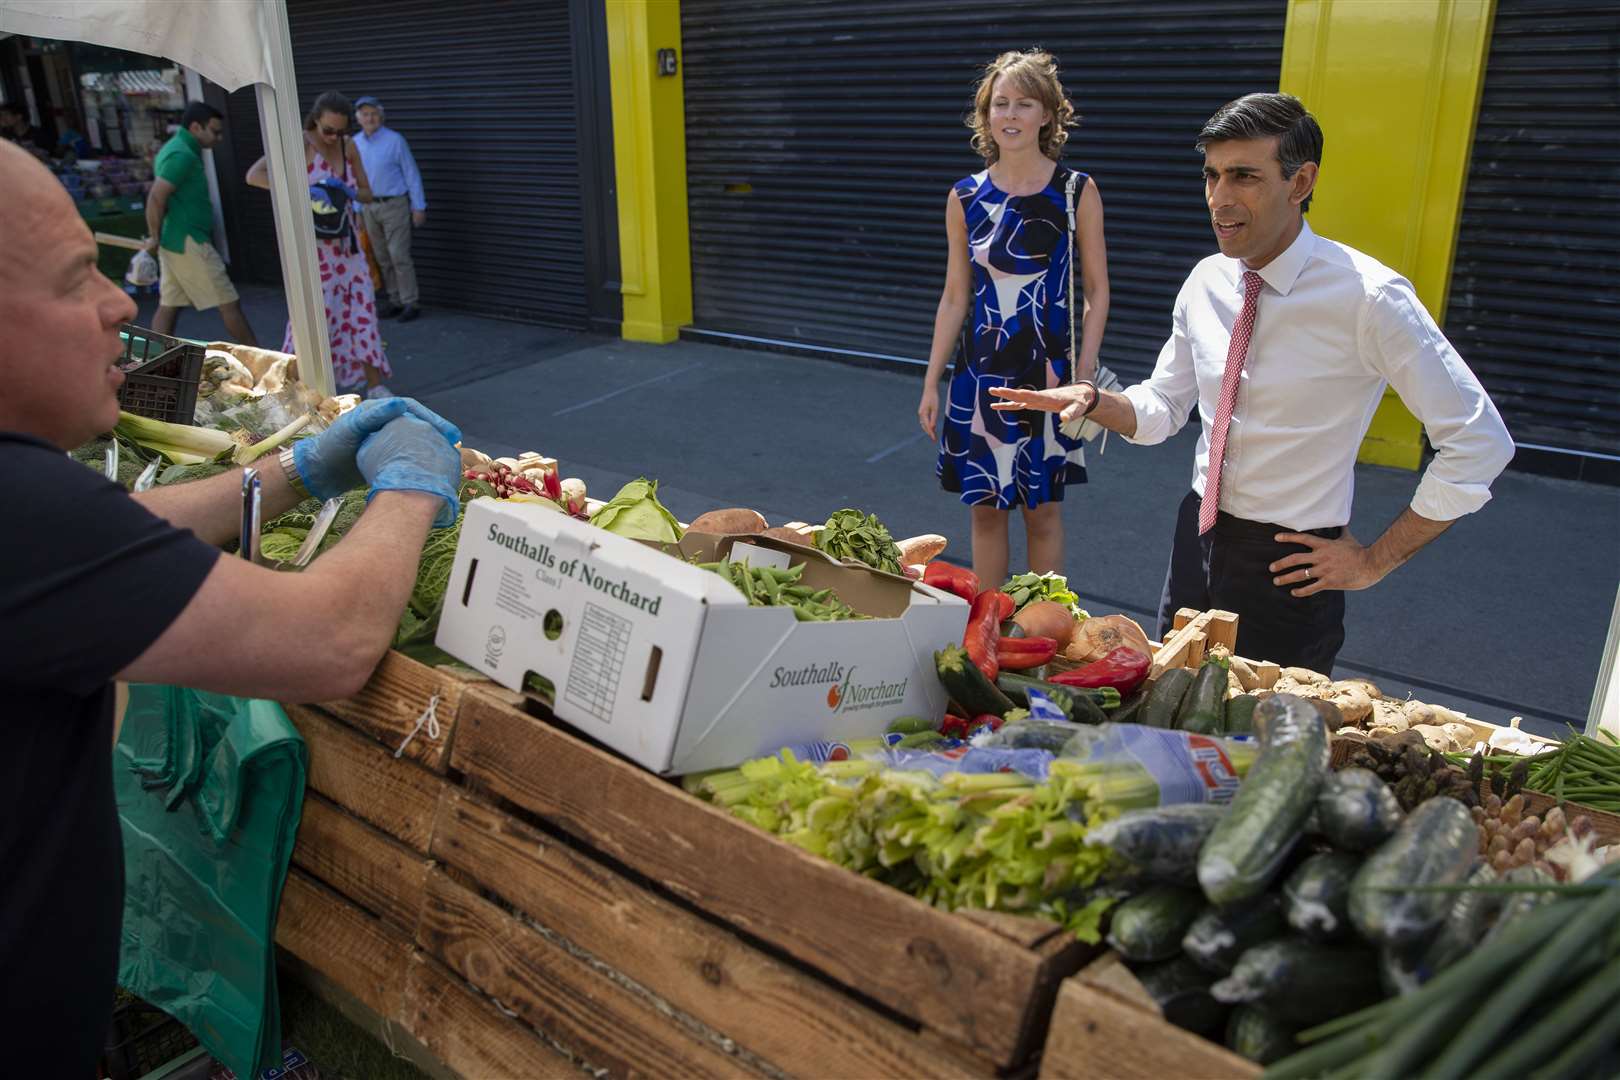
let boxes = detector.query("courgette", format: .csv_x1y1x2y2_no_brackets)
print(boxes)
1225,694,1260,735
1177,655,1230,733
1196,694,1330,906
1282,852,1360,941
1110,688,1148,725
1348,796,1479,950
1211,938,1383,1027
933,644,1015,718
1135,956,1227,1041
996,672,1119,722
1225,1005,1299,1066
1106,887,1207,963
884,714,937,735
1420,863,1502,979
1182,894,1288,975
1087,804,1225,887
1314,767,1403,852
1140,667,1195,729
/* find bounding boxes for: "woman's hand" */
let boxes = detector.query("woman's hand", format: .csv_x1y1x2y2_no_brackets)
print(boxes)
918,386,940,441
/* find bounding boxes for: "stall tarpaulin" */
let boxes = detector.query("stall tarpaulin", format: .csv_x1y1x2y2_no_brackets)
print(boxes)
0,0,336,396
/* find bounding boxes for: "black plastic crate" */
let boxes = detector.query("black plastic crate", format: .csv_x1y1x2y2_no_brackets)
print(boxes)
101,998,200,1080
117,323,205,425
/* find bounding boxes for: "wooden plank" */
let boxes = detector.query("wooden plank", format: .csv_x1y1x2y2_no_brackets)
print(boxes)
275,869,410,1021
285,703,443,854
1075,952,1156,1012
401,951,584,1080
450,688,1066,1068
318,651,488,773
292,792,432,933
1039,978,1258,1080
431,789,987,1079
416,870,757,1079
956,908,1066,950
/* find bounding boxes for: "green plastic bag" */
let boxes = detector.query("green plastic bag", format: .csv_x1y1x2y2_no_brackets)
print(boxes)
114,684,308,1078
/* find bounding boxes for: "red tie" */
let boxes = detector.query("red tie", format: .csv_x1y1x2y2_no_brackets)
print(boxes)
1199,270,1264,535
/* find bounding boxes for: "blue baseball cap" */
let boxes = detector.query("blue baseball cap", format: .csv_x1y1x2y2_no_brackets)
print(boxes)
355,95,383,110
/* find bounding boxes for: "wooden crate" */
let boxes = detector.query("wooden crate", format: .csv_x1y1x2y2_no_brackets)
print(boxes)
1153,608,1280,690
313,650,491,774
277,654,1092,1078
1040,954,1258,1080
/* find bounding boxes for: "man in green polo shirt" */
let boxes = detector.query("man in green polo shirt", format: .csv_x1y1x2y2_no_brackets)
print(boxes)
142,103,258,345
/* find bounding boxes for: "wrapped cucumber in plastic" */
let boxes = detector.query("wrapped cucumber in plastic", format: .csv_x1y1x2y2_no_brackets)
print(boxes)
1106,887,1206,963
981,717,1087,754
1349,797,1479,949
1182,894,1288,975
1226,1005,1300,1066
1212,939,1383,1027
1087,804,1226,887
1315,768,1403,852
1480,864,1558,945
1419,863,1502,978
1282,852,1360,941
1134,956,1227,1041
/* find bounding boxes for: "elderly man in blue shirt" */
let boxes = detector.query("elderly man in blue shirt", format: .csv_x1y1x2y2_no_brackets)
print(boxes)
354,96,427,321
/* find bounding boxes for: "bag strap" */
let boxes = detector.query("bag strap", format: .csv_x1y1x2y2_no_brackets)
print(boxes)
1065,169,1080,386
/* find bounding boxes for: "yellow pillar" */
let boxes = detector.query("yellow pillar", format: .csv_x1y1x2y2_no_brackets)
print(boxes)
1281,0,1495,470
606,0,693,343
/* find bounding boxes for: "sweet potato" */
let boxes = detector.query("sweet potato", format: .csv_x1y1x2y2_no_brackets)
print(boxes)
1063,614,1152,664
761,526,815,547
896,534,947,565
1013,600,1078,651
689,508,768,535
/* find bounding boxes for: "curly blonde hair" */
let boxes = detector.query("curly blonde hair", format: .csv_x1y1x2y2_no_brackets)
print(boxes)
967,50,1078,164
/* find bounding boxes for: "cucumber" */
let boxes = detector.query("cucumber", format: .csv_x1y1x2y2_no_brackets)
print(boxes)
895,731,948,750
1106,887,1207,963
1379,943,1426,996
992,717,1084,753
1182,894,1288,975
1140,667,1195,729
996,672,1118,722
1211,938,1383,1027
1282,852,1360,941
884,714,937,735
1480,864,1558,945
1225,1006,1300,1066
933,644,1015,718
1315,768,1403,852
1135,956,1227,1041
1348,796,1479,950
1087,804,1226,886
1420,863,1502,978
1224,694,1260,735
1196,694,1330,906
1109,688,1148,725
1177,655,1230,733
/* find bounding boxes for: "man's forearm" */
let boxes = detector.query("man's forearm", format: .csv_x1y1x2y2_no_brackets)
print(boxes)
301,491,438,665
144,196,165,248
1087,389,1138,439
131,463,306,548
1366,506,1454,580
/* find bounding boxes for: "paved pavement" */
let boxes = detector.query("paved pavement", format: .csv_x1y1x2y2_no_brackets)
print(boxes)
140,285,1620,737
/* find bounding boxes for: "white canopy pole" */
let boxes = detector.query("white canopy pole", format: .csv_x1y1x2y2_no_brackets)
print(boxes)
255,0,333,396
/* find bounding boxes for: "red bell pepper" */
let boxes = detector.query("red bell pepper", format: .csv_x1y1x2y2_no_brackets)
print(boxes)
941,714,1004,740
1049,646,1152,695
996,635,1058,671
963,589,1011,680
923,562,980,603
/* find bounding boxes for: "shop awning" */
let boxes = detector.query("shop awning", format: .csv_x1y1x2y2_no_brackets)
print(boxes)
0,0,336,396
114,70,177,97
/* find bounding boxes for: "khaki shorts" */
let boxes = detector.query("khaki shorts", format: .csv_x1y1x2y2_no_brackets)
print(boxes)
159,237,239,310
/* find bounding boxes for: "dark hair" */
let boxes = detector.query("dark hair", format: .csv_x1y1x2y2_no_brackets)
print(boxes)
1197,92,1323,212
180,102,223,132
0,102,23,117
304,91,353,132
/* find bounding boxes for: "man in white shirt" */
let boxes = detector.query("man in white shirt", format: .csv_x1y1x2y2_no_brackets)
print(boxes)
990,93,1513,672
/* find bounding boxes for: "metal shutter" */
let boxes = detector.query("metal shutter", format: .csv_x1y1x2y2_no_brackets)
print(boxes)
1443,0,1620,461
680,0,1286,379
219,0,596,329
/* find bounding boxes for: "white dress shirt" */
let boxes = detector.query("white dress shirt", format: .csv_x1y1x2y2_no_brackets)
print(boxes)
1122,220,1514,532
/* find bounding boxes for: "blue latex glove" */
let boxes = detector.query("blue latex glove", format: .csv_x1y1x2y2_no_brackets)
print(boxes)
356,414,464,527
292,398,461,501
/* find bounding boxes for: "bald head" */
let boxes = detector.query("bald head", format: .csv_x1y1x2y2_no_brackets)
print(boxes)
0,139,138,448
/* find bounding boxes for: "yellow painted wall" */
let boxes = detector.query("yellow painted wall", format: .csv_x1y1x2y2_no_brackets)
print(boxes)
606,0,693,343
1281,0,1496,469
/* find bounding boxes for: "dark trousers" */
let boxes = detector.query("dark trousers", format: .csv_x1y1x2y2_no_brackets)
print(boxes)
1157,490,1347,673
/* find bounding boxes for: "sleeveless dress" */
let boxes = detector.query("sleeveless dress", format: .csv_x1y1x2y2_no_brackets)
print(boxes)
281,143,391,389
936,166,1087,508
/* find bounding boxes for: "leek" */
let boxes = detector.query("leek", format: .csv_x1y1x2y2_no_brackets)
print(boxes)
115,409,312,467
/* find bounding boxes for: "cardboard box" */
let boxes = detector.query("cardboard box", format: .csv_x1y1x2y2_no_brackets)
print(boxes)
435,500,969,774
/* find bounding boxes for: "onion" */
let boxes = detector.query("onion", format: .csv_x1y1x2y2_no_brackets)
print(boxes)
1064,614,1152,664
1012,600,1078,650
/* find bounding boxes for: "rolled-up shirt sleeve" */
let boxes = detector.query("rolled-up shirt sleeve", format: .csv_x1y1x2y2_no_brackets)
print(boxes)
1362,279,1515,521
1122,279,1199,446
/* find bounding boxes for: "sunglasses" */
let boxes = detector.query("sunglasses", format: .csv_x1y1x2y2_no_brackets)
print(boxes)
319,124,347,137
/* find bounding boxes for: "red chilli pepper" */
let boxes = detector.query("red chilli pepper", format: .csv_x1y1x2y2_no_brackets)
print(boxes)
995,635,1058,671
1049,646,1152,695
963,589,1007,681
940,715,973,739
923,562,981,603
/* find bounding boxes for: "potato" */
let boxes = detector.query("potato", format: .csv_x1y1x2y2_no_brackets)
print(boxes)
1281,666,1331,686
1323,682,1375,725
1227,654,1262,691
689,508,768,535
896,534,947,565
1336,677,1383,700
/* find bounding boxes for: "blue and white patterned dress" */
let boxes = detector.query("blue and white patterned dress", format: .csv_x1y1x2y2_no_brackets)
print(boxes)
936,166,1087,508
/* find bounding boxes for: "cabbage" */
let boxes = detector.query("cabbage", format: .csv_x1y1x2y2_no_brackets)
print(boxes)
589,478,683,543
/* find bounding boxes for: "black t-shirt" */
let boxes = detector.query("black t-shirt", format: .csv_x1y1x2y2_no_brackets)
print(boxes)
0,433,219,1074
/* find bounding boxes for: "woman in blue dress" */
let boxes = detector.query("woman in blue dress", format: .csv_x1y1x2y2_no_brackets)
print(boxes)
919,50,1110,589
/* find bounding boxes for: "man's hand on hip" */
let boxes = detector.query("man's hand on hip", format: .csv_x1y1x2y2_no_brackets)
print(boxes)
1269,531,1384,596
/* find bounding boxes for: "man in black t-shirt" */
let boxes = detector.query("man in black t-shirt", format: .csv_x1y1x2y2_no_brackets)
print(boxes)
0,139,467,1076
